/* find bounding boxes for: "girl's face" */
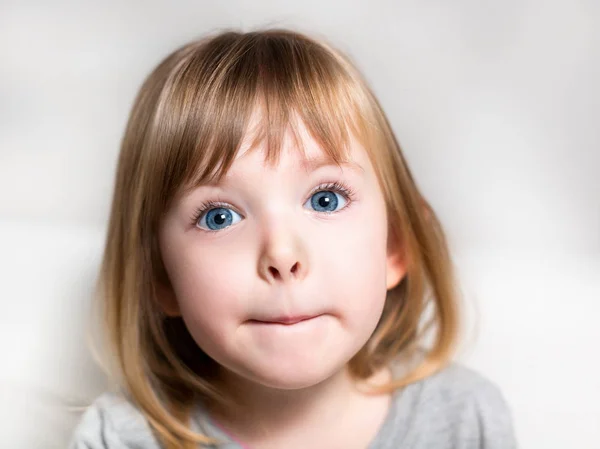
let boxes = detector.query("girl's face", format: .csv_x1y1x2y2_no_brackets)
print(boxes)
158,120,405,389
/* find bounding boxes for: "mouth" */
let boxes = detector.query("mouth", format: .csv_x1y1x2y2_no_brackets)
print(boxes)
249,314,322,325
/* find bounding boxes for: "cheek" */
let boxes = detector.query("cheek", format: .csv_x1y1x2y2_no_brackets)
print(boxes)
162,237,254,333
318,205,389,318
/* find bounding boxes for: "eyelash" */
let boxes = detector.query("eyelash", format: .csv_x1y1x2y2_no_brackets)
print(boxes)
189,181,356,226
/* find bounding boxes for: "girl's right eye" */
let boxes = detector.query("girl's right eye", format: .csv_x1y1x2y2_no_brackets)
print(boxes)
195,205,243,231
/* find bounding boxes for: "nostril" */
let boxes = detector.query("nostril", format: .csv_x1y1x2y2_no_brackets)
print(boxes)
290,262,299,274
269,266,279,278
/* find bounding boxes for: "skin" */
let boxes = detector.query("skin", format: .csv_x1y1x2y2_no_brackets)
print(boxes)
158,118,406,447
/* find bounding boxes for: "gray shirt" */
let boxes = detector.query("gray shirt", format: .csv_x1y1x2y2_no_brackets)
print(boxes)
69,363,517,448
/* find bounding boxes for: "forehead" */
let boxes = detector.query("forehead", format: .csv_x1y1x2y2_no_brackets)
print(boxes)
227,114,369,177
176,103,376,200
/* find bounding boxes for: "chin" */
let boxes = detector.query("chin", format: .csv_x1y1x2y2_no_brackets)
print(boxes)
237,349,356,391
246,365,341,390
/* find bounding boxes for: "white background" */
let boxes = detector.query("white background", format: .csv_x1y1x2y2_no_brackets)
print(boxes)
1,1,599,447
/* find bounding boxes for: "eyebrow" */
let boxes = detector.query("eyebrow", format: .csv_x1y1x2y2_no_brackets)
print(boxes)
300,157,365,174
193,157,365,190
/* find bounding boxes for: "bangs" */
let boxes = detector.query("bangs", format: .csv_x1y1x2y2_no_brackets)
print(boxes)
145,30,370,208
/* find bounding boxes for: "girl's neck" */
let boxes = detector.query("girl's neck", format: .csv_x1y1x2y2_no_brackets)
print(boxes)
206,365,392,449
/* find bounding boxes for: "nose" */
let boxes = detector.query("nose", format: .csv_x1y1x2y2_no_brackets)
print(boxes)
265,260,301,281
257,224,308,284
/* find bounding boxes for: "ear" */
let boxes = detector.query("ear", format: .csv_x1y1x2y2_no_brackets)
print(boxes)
155,281,181,317
386,231,407,290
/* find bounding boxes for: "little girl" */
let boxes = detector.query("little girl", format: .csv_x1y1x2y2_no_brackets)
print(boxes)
70,29,517,448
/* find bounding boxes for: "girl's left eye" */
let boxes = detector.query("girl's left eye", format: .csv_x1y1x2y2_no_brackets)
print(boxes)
304,190,347,212
304,183,352,213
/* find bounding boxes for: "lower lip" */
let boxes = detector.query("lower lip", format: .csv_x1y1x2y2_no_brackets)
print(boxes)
245,315,330,346
250,315,321,326
246,315,332,334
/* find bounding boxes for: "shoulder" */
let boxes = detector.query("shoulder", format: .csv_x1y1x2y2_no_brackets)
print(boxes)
392,363,518,448
68,392,161,449
420,362,509,407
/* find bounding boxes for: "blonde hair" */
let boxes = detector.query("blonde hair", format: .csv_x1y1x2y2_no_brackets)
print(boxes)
98,28,460,448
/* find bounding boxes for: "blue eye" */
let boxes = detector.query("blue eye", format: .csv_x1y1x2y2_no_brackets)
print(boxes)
306,190,348,213
197,207,242,231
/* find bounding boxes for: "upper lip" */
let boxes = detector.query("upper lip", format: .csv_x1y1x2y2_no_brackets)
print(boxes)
251,314,321,325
